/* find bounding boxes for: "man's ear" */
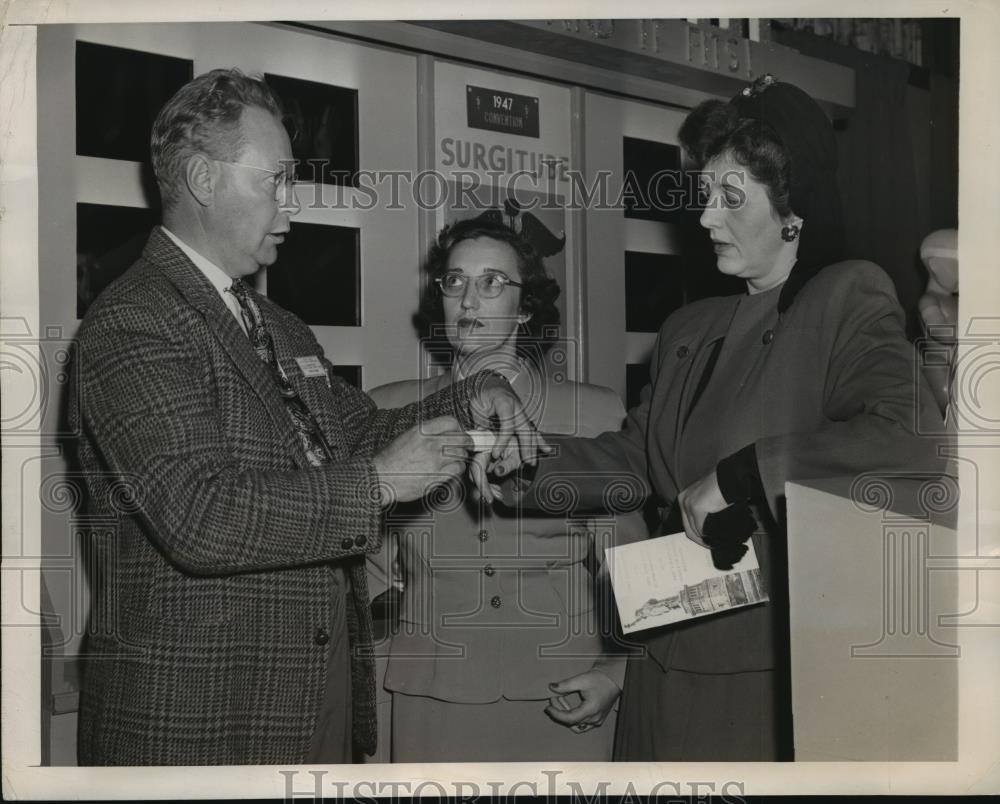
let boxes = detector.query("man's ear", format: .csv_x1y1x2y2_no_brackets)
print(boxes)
185,153,216,207
518,311,533,325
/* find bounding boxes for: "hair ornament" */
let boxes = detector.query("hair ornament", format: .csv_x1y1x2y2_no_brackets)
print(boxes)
740,73,777,98
472,198,567,258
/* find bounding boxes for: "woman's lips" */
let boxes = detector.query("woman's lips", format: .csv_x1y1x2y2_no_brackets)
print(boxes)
457,318,483,330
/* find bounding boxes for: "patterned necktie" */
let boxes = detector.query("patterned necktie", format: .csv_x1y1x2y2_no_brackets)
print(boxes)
228,279,334,467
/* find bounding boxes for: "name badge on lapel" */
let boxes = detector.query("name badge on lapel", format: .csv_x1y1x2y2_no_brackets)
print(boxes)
295,356,330,387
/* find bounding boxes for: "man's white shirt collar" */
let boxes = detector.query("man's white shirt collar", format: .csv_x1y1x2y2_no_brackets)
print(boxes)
162,226,247,333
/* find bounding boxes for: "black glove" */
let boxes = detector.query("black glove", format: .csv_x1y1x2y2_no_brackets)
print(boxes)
701,503,757,571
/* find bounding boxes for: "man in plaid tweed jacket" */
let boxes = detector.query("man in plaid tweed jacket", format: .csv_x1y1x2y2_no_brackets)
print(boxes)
70,69,540,765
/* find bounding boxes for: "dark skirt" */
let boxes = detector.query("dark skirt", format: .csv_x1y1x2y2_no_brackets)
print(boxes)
613,652,792,761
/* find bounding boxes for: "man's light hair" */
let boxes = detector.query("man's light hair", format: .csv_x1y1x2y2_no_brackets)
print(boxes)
150,68,283,212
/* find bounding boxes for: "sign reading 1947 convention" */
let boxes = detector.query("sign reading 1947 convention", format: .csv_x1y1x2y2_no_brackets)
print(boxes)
466,85,540,138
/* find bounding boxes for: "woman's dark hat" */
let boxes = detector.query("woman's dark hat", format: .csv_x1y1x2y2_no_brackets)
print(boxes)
731,74,838,219
732,74,846,313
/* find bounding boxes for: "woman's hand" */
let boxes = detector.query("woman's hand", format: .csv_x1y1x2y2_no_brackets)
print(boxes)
468,376,550,503
544,670,621,733
677,469,727,547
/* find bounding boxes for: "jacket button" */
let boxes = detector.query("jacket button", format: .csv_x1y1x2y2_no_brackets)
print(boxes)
355,534,367,547
676,345,689,358
478,530,489,542
484,565,495,577
762,329,775,345
490,595,502,608
314,627,330,646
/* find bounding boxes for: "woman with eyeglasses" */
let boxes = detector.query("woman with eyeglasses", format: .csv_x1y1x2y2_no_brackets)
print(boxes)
367,217,644,762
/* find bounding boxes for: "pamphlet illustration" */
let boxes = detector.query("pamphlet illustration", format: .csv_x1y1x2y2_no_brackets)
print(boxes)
605,531,769,634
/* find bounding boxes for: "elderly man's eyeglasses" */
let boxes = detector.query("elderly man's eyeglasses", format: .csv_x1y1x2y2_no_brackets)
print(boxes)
212,159,300,202
435,271,524,299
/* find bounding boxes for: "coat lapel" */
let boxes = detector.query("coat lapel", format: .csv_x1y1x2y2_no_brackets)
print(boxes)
671,297,741,476
143,227,307,467
272,336,347,461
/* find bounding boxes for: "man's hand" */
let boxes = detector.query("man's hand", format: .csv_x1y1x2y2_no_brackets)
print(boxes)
467,375,550,503
371,417,471,505
676,468,727,547
544,670,621,733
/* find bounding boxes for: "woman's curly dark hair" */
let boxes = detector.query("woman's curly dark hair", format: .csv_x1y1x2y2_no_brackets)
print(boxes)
678,100,793,218
678,95,844,275
416,217,561,363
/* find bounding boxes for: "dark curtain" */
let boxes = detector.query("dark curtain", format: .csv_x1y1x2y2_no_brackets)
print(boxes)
837,57,927,338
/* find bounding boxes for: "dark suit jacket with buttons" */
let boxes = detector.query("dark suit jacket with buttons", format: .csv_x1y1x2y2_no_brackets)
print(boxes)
69,227,487,765
516,260,946,677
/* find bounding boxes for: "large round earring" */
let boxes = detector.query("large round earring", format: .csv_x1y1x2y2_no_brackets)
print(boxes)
781,224,800,242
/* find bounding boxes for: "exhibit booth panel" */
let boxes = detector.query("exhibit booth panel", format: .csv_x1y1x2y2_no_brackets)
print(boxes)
786,476,960,761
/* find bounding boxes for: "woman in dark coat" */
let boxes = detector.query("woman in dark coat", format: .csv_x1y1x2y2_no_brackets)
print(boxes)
505,75,944,760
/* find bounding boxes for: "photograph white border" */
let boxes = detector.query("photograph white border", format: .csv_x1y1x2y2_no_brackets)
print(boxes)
2,0,997,798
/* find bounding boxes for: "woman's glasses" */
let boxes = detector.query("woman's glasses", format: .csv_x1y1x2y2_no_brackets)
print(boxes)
435,271,524,299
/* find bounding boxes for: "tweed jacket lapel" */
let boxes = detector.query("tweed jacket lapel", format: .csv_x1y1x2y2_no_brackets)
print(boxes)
271,330,348,461
142,227,307,467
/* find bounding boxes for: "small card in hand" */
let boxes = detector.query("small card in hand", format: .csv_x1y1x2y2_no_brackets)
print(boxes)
466,430,496,453
549,691,588,733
